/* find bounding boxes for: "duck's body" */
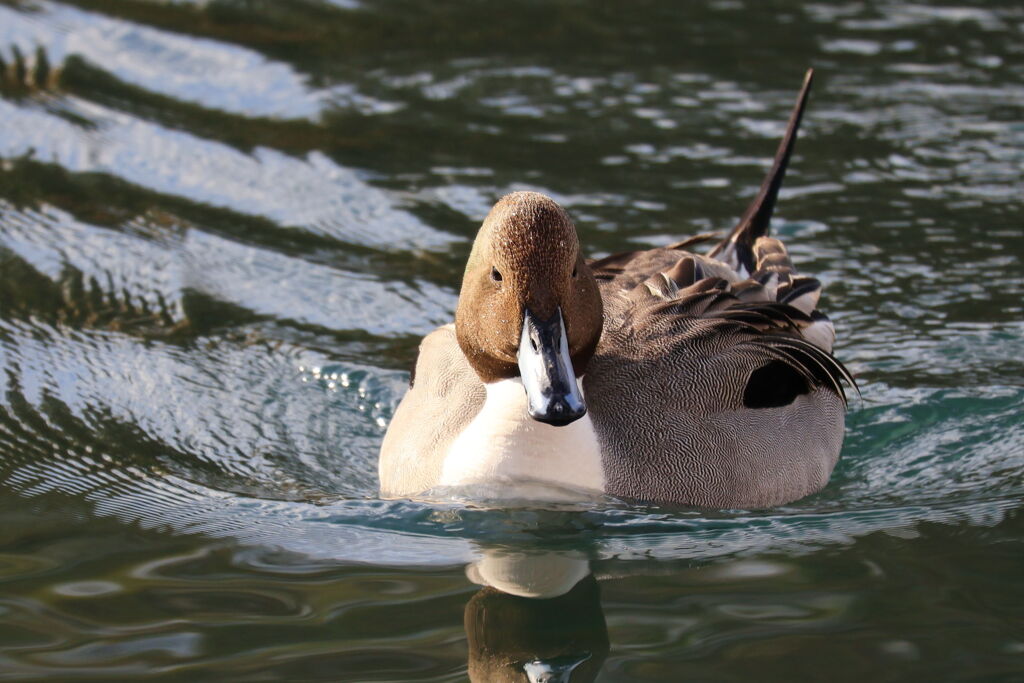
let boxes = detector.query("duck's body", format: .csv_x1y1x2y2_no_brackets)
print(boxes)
380,70,854,508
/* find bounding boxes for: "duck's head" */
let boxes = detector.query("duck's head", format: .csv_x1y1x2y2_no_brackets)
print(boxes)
455,192,603,426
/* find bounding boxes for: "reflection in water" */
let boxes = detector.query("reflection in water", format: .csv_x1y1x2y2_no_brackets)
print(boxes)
464,550,607,682
466,549,592,599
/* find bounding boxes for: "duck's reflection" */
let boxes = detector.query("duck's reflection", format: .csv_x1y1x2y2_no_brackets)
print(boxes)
464,550,608,682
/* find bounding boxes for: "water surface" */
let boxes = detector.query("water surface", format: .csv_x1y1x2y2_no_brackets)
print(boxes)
1,0,1022,679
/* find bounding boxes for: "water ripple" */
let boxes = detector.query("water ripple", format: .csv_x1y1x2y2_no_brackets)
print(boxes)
0,96,456,250
0,1,327,119
0,0,1021,589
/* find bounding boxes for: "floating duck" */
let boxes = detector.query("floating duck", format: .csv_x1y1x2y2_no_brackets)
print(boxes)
380,70,854,508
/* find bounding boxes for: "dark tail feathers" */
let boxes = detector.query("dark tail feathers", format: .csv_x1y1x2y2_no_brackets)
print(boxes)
709,69,815,274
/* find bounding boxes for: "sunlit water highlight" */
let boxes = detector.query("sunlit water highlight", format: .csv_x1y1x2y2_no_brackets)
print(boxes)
0,0,1021,679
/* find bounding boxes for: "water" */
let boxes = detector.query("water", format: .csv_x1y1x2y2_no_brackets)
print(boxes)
1,0,1022,679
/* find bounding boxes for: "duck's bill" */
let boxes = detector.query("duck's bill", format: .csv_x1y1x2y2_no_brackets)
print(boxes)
518,307,587,426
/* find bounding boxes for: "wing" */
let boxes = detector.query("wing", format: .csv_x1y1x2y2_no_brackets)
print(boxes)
589,67,851,401
607,252,854,405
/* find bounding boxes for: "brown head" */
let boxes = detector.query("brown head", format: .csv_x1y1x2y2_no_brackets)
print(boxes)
455,191,603,425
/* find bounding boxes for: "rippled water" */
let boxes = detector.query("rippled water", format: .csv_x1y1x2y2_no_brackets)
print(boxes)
1,0,1022,679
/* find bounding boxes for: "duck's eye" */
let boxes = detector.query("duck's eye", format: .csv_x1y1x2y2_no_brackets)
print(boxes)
491,267,503,283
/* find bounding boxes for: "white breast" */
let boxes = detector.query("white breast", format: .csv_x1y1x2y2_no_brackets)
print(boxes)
440,378,605,500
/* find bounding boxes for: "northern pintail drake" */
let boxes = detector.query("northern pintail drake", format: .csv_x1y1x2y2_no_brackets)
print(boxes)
380,70,855,508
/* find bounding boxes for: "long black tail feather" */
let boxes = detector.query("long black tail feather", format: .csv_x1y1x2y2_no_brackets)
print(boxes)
709,69,815,274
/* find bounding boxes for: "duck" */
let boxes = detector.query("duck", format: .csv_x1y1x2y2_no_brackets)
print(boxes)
379,69,855,508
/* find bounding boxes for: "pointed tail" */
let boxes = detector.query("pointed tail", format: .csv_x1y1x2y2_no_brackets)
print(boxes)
709,69,815,274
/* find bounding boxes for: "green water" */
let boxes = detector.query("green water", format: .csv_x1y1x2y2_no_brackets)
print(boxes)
1,0,1022,680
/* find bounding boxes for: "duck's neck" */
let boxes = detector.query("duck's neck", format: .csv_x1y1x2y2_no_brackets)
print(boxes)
439,378,604,500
